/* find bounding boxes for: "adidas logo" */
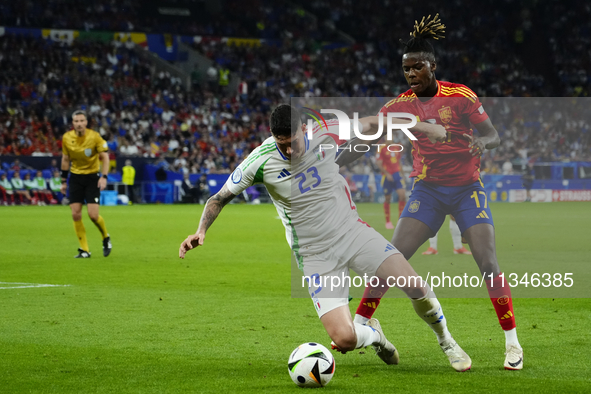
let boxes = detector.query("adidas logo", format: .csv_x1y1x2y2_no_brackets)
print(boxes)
363,302,377,309
476,210,489,219
277,169,291,179
384,244,396,252
501,311,514,320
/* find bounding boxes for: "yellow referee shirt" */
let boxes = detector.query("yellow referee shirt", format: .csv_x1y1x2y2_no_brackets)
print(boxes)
62,129,108,174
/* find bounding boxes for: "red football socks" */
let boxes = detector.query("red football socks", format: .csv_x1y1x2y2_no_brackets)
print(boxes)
384,200,390,222
486,272,516,331
356,277,390,319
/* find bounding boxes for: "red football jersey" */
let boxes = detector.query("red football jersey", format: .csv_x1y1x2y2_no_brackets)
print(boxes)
380,81,489,186
378,148,401,174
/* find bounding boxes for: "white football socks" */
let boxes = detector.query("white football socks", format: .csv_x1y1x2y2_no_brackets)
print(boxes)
354,322,380,348
450,219,463,249
411,292,452,343
353,314,370,325
428,232,438,249
504,328,521,349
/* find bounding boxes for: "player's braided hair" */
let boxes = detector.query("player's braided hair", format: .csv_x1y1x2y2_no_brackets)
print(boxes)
400,14,446,61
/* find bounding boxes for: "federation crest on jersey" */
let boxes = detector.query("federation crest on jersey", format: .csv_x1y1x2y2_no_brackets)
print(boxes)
313,146,326,161
408,200,420,213
84,148,92,157
438,106,452,124
231,168,243,184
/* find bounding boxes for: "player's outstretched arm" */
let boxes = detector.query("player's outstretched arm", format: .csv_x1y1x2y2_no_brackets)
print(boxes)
358,116,446,144
336,117,446,167
179,184,236,258
411,122,447,144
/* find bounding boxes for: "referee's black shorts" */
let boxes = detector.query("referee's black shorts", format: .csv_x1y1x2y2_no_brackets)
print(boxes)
68,173,101,204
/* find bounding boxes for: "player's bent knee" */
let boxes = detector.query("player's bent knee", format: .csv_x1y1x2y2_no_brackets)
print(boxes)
331,329,357,352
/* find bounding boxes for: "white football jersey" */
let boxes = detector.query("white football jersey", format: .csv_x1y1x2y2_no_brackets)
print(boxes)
225,120,361,265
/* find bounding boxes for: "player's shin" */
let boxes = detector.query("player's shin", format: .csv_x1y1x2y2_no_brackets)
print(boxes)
398,199,405,217
355,277,390,323
383,200,390,222
486,273,519,344
92,215,109,239
411,287,452,343
74,220,89,252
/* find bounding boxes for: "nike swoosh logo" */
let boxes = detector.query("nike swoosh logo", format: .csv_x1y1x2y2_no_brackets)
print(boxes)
508,358,523,368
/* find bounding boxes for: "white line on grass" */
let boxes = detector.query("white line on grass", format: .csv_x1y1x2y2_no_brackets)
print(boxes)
0,282,71,290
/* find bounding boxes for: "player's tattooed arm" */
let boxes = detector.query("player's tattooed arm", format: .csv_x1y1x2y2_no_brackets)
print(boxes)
179,184,237,258
198,184,236,232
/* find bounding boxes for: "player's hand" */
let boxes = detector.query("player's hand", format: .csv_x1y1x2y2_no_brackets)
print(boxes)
385,173,394,182
463,133,485,156
98,177,107,191
423,123,446,144
60,182,67,194
179,232,205,258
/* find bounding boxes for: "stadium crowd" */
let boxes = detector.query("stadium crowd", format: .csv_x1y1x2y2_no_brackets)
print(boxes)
1,0,590,185
0,0,333,40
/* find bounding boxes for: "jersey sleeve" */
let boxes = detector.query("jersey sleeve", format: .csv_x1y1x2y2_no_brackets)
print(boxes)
95,133,108,153
225,147,270,195
461,88,489,125
379,94,412,115
61,134,69,156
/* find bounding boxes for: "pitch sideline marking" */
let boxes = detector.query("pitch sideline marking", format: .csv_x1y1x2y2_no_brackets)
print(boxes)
0,282,71,290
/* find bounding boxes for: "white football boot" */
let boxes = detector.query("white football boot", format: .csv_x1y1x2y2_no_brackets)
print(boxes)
367,318,400,365
440,338,472,372
504,344,524,370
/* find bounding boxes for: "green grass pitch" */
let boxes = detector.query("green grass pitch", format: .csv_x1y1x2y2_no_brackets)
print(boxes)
1,202,590,393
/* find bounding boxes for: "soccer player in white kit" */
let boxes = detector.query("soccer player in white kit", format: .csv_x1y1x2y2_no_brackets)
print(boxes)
179,105,471,371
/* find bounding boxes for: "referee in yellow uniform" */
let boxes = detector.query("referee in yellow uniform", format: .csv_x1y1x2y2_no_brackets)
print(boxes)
60,110,112,258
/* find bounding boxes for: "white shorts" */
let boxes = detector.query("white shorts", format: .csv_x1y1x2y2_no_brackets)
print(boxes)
301,220,400,318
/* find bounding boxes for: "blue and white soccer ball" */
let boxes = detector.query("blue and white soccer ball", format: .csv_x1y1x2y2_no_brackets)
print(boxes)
288,342,335,388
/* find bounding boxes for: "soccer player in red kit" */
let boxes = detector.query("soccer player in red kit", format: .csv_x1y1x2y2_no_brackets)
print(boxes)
353,15,523,370
378,146,407,229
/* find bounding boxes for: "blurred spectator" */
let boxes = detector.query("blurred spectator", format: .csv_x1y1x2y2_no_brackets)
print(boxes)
49,170,64,204
502,159,514,175
0,172,15,205
10,171,31,204
122,159,136,204
23,172,41,204
522,163,535,202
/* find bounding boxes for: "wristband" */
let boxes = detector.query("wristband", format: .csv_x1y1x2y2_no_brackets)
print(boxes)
102,174,108,179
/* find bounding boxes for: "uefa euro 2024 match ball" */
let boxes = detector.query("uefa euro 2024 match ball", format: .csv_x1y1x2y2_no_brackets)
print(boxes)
288,342,335,388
